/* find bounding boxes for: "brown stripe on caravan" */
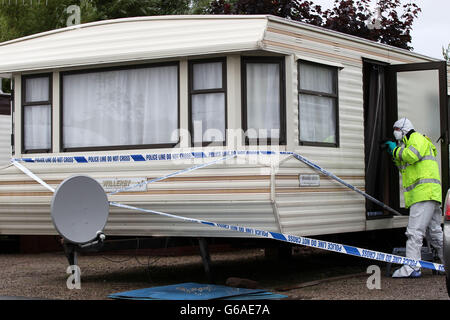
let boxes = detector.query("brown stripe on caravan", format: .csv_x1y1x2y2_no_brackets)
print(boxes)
265,27,418,64
0,175,363,187
158,175,271,182
276,175,364,181
0,192,55,196
118,188,272,195
0,173,364,185
0,186,363,197
262,39,360,64
0,174,364,196
0,175,272,186
0,189,270,196
0,180,61,185
277,187,365,193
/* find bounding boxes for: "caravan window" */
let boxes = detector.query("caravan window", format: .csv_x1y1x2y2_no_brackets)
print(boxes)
189,58,226,146
22,74,52,153
242,57,286,145
298,61,339,147
61,63,179,151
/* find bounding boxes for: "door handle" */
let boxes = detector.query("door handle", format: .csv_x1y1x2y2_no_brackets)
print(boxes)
436,131,448,144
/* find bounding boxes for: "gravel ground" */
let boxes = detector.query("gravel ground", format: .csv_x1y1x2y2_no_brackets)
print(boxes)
0,246,448,300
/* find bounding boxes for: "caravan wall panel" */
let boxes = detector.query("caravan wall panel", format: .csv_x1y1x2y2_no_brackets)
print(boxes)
0,159,279,237
0,115,10,167
0,16,441,239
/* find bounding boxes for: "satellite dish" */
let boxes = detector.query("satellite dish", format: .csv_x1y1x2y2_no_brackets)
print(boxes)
51,175,109,244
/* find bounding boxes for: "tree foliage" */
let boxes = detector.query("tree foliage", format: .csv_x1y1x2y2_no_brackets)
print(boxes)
208,0,421,50
0,1,70,42
1,78,10,94
0,0,193,42
0,0,422,50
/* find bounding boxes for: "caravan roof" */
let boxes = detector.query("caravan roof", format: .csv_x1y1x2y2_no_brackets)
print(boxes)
0,14,442,76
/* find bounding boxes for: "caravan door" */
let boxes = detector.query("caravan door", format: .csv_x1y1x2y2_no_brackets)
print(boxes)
386,61,449,213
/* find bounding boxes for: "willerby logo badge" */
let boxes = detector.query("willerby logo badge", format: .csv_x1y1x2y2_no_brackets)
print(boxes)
97,177,147,193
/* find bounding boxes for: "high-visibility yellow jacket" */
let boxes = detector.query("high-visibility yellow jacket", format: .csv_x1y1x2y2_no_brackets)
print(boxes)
392,131,441,208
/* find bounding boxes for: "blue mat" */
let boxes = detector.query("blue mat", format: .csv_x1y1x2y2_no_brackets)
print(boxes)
108,282,287,300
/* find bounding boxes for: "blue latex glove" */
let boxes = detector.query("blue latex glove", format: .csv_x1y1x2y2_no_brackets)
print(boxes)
384,141,396,155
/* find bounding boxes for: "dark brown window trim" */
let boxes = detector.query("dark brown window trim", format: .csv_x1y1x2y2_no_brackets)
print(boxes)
188,57,227,147
298,60,340,148
63,143,179,153
21,73,53,154
0,94,11,116
241,56,286,146
59,61,181,152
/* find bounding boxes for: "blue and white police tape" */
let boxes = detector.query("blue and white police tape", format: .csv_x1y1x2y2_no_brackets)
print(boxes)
11,160,55,193
109,201,445,273
10,157,445,273
11,150,262,164
289,153,402,216
11,149,402,216
108,153,238,195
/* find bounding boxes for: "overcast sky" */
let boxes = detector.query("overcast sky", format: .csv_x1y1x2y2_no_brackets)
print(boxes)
311,0,450,60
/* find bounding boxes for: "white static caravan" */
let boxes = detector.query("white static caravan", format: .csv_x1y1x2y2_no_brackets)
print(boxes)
0,15,448,243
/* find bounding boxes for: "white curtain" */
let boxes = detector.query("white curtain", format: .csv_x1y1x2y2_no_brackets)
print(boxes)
191,62,225,144
245,63,280,140
299,63,335,94
25,77,49,102
24,105,51,150
62,65,178,148
24,77,51,150
192,93,225,143
299,62,336,143
299,95,336,143
193,62,222,90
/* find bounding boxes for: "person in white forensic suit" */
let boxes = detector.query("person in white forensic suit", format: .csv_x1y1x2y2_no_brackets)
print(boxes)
384,118,444,278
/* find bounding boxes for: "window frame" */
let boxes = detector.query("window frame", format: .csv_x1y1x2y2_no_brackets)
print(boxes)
21,73,53,154
188,57,227,147
59,62,180,152
298,60,340,148
241,56,286,146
